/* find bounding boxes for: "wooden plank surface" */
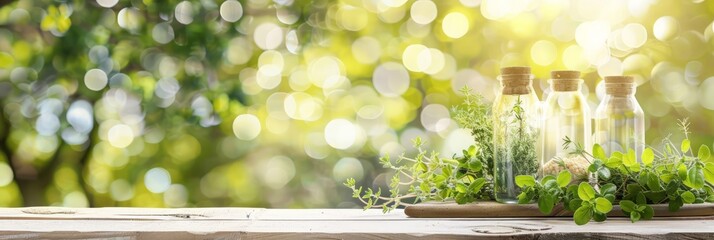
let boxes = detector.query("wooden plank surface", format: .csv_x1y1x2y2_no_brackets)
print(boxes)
0,207,713,239
405,201,714,218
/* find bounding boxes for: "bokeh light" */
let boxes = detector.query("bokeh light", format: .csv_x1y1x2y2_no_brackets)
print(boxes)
442,12,469,39
410,0,438,25
233,114,262,141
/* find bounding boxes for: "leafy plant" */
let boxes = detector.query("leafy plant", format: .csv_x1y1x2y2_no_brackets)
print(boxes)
345,88,495,211
344,139,490,212
518,119,714,225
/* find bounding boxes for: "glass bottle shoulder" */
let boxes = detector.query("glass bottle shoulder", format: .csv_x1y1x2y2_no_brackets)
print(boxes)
594,95,643,117
543,91,590,113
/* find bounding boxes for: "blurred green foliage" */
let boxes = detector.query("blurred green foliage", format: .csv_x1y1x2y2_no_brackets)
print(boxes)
0,0,713,208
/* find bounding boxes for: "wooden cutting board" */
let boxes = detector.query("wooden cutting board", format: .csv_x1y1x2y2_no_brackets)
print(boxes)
404,201,714,218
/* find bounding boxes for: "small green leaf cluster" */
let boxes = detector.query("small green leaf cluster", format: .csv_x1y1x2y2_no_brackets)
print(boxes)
345,88,495,211
515,170,572,213
619,200,654,222
516,171,615,224
344,140,492,212
571,182,615,225
518,120,714,225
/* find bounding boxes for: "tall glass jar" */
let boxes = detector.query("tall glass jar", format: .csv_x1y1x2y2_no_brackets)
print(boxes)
492,66,541,203
594,76,645,162
541,71,591,182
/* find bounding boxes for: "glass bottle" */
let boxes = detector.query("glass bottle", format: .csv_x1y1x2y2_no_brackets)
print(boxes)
492,66,541,203
594,76,645,162
541,71,591,182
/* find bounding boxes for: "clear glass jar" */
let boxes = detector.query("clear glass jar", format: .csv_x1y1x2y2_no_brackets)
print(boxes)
594,76,645,162
541,71,591,182
492,66,541,203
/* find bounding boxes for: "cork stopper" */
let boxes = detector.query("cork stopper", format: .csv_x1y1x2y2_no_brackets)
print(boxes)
551,70,580,80
501,66,531,75
499,66,532,95
550,70,582,91
604,76,635,96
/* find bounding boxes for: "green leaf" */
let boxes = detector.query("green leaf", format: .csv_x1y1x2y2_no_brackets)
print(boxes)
467,145,476,156
704,163,714,185
455,183,468,193
419,182,430,193
604,193,616,203
630,211,641,223
433,175,447,185
637,172,649,186
668,197,683,212
515,175,536,188
699,145,711,162
644,190,666,203
557,170,572,188
594,197,613,213
681,191,696,204
619,200,636,212
665,181,679,195
469,178,487,192
518,191,534,204
538,195,556,214
568,199,583,212
682,139,691,153
593,212,607,222
678,164,689,181
578,182,596,201
604,156,622,168
574,206,593,225
647,172,662,191
600,183,617,195
455,193,470,204
641,206,654,220
598,167,611,180
593,144,606,160
543,179,559,191
623,149,639,172
642,148,654,166
628,163,641,172
625,149,636,166
636,192,647,205
541,175,556,185
660,173,675,183
627,184,643,194
687,166,705,189
468,158,482,171
417,162,428,172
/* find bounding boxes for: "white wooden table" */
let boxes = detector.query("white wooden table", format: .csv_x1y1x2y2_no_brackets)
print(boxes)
0,207,713,239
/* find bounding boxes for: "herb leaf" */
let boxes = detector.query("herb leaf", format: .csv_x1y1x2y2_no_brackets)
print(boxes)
557,170,571,188
594,197,613,213
515,175,536,188
620,200,636,212
682,139,691,153
699,145,711,162
574,206,592,225
642,148,654,166
578,182,595,201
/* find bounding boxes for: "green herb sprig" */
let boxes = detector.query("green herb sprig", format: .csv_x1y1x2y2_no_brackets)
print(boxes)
344,87,495,212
